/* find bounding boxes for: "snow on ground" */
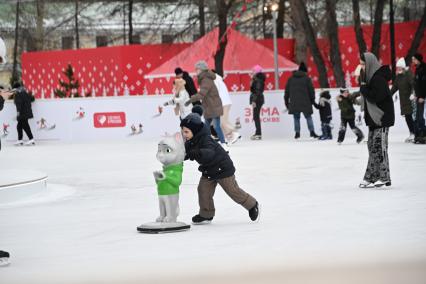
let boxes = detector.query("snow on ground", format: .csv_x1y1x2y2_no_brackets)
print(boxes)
0,134,426,284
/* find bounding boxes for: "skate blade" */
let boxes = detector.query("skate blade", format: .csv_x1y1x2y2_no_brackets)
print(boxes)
191,220,212,225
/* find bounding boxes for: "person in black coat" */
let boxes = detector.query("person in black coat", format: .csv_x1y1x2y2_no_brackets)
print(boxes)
249,65,265,140
180,112,259,224
313,90,333,140
285,62,319,139
175,67,199,105
13,82,35,146
412,53,426,143
336,88,364,144
358,52,394,188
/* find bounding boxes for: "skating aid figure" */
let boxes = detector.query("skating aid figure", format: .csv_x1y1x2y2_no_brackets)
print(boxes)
137,132,190,233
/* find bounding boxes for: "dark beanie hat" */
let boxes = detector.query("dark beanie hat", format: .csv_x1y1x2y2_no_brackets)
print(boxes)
180,113,204,135
413,53,423,62
191,105,204,116
175,67,183,75
320,90,331,99
298,62,307,72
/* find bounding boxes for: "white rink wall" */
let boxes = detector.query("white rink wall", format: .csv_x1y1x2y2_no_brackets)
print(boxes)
0,89,415,142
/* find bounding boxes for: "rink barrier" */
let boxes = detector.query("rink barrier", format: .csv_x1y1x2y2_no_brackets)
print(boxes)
0,88,415,142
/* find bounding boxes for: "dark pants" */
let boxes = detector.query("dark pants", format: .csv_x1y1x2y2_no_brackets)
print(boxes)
253,104,262,136
363,127,390,183
338,118,363,142
320,121,332,139
404,114,415,134
415,101,425,137
197,175,257,218
17,118,33,140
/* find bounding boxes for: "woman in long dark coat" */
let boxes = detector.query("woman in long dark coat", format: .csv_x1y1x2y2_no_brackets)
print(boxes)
359,52,395,188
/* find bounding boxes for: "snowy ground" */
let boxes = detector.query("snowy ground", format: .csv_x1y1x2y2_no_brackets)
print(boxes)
0,134,426,284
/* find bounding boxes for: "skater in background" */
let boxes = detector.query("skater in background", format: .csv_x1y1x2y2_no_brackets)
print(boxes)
313,90,333,140
390,58,415,142
0,35,11,266
358,52,394,188
175,67,198,105
180,112,259,224
249,65,265,140
184,60,228,150
163,78,192,120
285,62,319,139
336,88,364,144
411,53,426,144
13,82,35,146
212,70,241,144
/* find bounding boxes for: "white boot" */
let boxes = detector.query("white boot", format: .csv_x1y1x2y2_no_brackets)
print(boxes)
24,139,35,146
14,140,23,146
405,133,415,143
359,180,375,188
229,132,242,144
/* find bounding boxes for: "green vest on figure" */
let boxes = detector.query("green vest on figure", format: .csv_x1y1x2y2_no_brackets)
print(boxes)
156,163,183,196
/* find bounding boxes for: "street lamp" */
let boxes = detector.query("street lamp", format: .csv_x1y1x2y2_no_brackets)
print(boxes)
271,3,279,90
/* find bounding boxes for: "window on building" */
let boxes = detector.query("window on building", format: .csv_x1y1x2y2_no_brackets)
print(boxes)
161,34,174,44
62,36,74,50
96,36,108,47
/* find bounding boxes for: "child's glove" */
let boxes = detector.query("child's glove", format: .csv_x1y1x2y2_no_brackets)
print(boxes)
187,149,201,161
184,100,191,107
163,101,169,106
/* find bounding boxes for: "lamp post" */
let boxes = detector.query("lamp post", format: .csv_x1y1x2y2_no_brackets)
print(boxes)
271,3,279,90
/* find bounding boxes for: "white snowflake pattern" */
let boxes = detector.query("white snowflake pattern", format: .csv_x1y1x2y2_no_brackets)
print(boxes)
146,63,151,68
138,69,143,75
104,66,108,71
381,45,386,51
267,83,273,90
231,84,239,92
136,81,141,86
348,46,353,53
126,63,132,70
123,75,128,81
398,42,403,50
130,85,135,91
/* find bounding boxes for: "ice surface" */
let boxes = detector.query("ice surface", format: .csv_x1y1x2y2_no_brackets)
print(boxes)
0,135,425,283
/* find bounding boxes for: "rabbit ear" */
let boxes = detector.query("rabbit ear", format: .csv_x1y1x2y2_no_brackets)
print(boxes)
174,132,183,142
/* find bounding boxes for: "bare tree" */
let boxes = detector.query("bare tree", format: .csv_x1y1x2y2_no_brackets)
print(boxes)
290,4,307,64
35,0,44,51
325,0,345,87
371,0,386,58
215,0,235,76
405,4,426,64
128,0,134,44
290,0,329,88
198,0,205,37
276,0,286,38
12,0,21,85
75,0,80,49
352,0,367,54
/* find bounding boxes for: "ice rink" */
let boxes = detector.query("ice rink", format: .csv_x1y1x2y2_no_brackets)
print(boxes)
1,134,426,284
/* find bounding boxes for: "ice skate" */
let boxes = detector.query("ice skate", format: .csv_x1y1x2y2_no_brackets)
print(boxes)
250,134,262,140
229,132,242,144
359,180,375,188
0,251,10,267
405,134,415,143
249,202,260,222
192,214,213,225
374,180,392,188
24,139,35,146
14,140,23,146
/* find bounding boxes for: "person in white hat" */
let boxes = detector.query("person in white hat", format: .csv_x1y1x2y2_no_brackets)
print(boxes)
390,57,415,142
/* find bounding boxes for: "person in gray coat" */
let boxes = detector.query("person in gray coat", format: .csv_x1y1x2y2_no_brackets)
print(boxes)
284,62,319,139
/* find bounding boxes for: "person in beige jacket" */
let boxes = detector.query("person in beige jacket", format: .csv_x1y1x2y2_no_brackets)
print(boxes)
185,60,227,149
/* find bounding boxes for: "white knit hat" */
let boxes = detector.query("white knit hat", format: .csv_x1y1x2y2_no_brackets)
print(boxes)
396,57,406,69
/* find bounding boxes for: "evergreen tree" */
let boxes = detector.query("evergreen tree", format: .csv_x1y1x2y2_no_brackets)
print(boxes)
54,64,80,98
